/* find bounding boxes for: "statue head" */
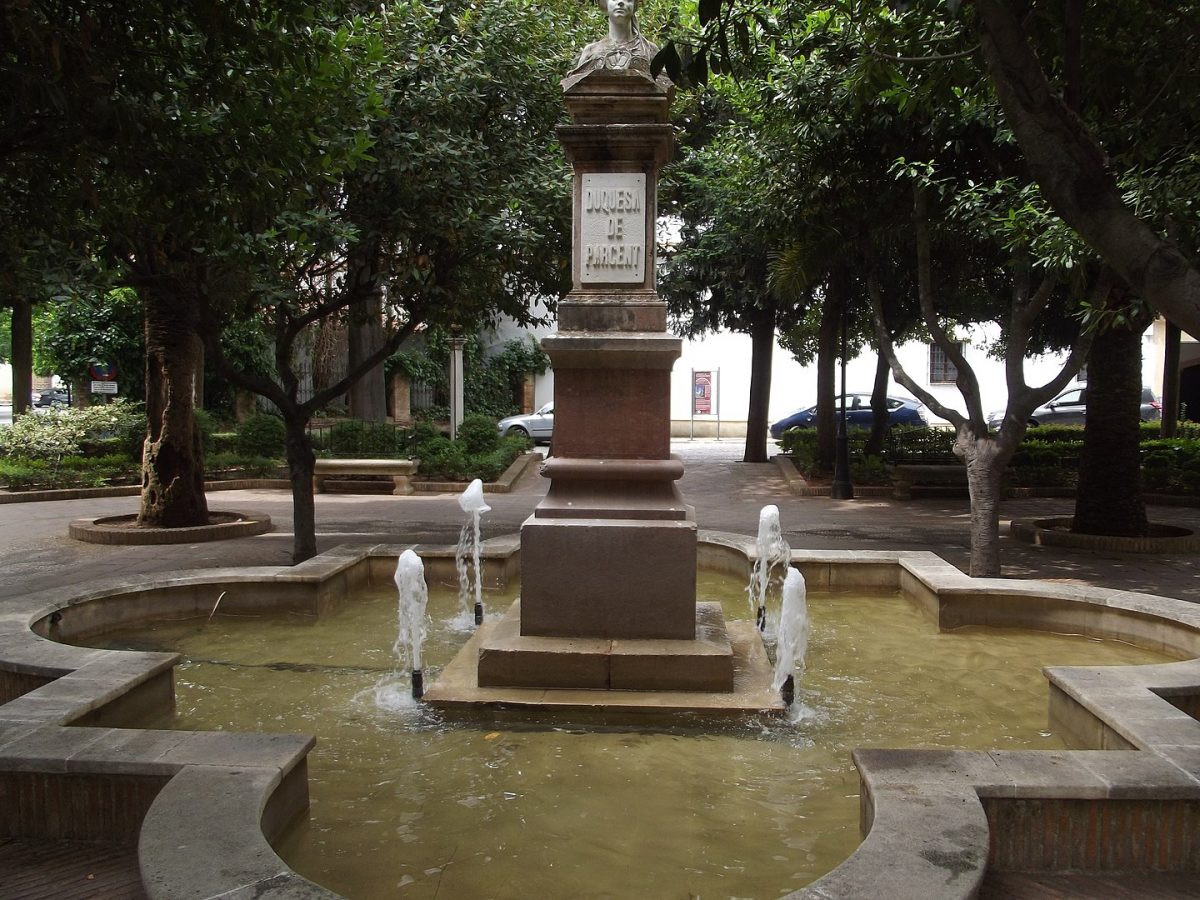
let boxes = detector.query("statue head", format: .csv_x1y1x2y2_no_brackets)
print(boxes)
600,0,640,37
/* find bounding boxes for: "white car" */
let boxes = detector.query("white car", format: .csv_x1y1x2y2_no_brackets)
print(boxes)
497,402,554,443
987,386,1161,428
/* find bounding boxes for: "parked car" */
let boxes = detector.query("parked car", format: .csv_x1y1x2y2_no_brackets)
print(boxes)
986,386,1161,428
497,402,554,443
769,394,927,439
32,388,70,409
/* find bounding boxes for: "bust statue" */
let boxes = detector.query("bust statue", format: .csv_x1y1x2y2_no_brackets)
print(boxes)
567,0,659,78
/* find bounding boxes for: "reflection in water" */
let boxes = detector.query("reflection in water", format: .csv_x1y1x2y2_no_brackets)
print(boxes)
85,570,1165,899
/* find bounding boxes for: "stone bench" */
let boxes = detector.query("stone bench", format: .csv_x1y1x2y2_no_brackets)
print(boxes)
892,463,967,500
312,459,418,496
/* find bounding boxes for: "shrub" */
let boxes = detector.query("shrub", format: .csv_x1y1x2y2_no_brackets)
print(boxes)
415,432,529,482
885,426,957,462
420,440,470,481
458,414,500,455
0,453,137,490
236,414,286,457
1011,443,1071,469
193,408,217,454
205,452,283,478
323,419,407,458
0,400,144,464
411,422,449,460
851,455,891,485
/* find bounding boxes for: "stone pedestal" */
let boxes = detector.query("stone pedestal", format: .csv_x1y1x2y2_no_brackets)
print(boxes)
496,54,710,688
426,30,776,711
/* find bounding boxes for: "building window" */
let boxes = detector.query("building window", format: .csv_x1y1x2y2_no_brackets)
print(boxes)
929,342,965,384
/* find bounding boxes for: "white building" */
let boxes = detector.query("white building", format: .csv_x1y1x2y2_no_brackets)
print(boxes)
490,313,1175,437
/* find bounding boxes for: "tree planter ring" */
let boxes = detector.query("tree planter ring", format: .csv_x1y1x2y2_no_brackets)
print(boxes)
70,511,272,545
1010,516,1200,554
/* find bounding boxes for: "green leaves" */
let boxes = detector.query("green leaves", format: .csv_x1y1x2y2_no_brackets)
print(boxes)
698,0,722,28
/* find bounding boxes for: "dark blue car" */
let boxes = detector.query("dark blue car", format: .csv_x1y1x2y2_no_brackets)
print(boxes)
770,394,928,439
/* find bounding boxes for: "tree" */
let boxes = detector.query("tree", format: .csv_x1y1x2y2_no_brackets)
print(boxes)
3,1,377,527
873,178,1094,576
33,287,145,404
202,0,581,562
972,0,1200,339
653,1,1200,337
1072,296,1154,537
660,93,812,464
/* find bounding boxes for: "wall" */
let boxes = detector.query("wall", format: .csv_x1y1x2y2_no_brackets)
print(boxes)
491,308,1162,434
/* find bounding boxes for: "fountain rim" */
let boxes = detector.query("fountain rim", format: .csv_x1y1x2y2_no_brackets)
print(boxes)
0,534,1197,899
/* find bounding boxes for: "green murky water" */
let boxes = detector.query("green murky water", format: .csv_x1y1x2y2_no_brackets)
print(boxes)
84,571,1167,899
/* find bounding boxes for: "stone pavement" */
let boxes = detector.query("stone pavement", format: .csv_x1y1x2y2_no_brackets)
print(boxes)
1,438,1199,607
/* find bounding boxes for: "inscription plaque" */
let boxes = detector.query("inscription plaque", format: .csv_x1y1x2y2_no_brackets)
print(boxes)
580,173,646,284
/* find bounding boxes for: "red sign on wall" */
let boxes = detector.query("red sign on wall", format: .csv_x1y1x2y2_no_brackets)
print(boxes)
693,370,712,415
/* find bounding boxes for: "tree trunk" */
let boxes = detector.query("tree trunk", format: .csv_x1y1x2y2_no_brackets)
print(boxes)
1162,320,1181,438
347,242,387,422
71,377,91,409
138,282,209,528
744,305,774,463
956,428,1017,577
866,349,891,457
284,417,318,563
11,297,32,416
816,269,847,472
1073,322,1148,536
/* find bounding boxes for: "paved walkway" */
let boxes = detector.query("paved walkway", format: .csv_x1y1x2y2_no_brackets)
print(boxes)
1,438,1198,606
2,438,1199,900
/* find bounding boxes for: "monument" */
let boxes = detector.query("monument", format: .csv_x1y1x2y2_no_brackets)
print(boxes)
426,0,779,712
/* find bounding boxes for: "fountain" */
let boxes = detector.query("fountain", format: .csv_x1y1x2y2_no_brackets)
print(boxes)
749,503,792,633
392,549,429,699
423,0,781,716
773,568,810,706
455,478,491,626
2,6,1198,898
27,543,1194,899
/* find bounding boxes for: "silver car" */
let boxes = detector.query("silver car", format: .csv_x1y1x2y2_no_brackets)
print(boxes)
988,386,1161,427
497,402,554,443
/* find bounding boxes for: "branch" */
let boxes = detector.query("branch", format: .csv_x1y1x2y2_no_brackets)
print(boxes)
912,183,985,430
301,315,423,417
974,0,1200,339
200,329,292,414
1005,268,1058,395
868,270,964,429
867,44,980,63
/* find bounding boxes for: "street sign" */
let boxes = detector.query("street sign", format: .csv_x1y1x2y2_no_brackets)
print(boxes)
91,381,119,394
693,370,712,415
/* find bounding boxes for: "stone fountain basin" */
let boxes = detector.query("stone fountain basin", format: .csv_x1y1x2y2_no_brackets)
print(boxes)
0,535,1198,899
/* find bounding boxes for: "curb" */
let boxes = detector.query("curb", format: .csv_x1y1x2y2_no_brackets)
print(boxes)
770,455,894,498
1010,516,1200,554
69,511,273,545
412,451,542,495
0,478,290,504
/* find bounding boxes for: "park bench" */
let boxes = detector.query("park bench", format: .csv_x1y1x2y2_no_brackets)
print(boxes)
312,458,418,496
891,463,968,500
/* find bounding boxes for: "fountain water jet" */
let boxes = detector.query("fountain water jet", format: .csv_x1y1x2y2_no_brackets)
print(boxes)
748,504,792,633
455,478,490,626
773,568,810,705
393,549,429,699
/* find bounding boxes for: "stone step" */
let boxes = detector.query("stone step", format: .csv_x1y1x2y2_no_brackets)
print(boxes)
477,600,734,692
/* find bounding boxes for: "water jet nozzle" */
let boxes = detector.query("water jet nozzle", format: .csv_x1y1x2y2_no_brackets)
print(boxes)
756,605,766,632
474,602,484,626
411,669,424,700
781,673,795,706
